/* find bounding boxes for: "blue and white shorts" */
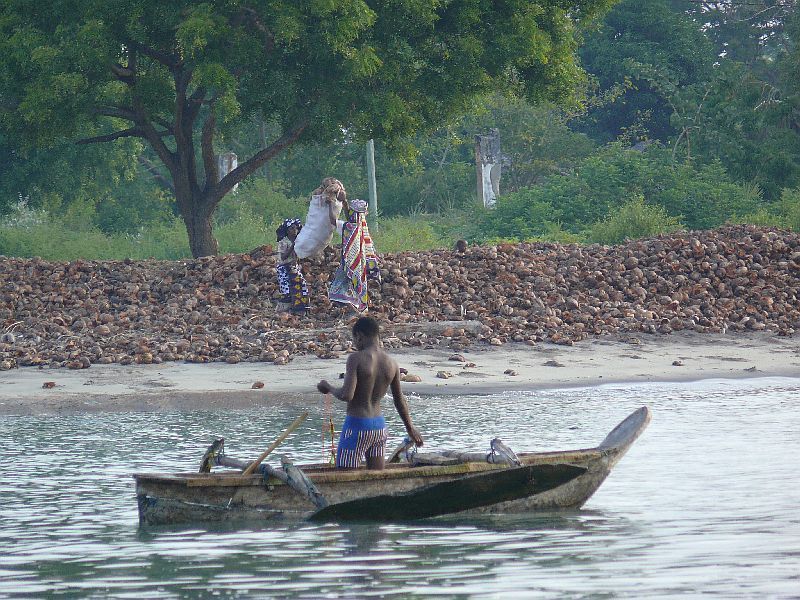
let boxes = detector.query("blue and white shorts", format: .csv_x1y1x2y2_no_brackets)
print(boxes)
336,415,388,468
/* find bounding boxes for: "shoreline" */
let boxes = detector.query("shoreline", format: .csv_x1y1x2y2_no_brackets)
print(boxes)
2,330,799,415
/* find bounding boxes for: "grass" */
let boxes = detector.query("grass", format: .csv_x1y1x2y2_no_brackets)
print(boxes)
0,211,456,261
3,187,798,261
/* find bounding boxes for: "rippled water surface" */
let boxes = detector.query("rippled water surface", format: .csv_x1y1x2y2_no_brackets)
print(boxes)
2,378,800,598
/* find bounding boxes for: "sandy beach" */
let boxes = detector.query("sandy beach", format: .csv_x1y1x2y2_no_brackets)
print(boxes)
2,330,799,415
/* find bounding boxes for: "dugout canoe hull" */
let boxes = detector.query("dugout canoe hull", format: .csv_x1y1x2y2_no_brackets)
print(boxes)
134,406,650,526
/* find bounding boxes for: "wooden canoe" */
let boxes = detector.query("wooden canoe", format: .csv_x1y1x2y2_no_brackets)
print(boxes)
134,406,650,526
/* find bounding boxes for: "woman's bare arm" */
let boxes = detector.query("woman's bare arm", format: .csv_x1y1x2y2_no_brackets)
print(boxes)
328,199,338,226
279,240,295,261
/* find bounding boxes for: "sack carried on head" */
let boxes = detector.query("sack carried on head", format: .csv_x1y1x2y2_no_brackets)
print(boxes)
294,178,344,258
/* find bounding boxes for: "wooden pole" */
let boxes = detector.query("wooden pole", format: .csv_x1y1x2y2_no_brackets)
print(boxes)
242,412,309,475
366,139,378,231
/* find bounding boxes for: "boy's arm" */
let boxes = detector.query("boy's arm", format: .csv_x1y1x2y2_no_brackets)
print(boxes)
390,366,424,446
317,353,358,402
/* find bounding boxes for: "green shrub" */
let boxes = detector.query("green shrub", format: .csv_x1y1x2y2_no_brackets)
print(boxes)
586,195,683,244
732,187,800,231
215,179,307,228
480,193,560,241
0,212,193,261
215,213,274,254
479,144,761,241
370,215,450,253
777,187,800,231
378,163,476,216
729,209,785,228
533,222,583,244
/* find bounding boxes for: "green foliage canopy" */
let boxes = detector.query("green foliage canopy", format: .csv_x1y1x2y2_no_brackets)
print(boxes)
0,0,616,256
577,0,714,142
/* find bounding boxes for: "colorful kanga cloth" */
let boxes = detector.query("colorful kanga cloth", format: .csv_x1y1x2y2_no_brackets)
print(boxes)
275,218,310,313
328,200,381,312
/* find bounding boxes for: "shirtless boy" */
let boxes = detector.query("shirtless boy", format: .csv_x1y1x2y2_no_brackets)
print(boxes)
317,316,424,470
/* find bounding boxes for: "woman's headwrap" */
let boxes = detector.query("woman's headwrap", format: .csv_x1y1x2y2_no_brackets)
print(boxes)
348,199,368,213
276,218,302,241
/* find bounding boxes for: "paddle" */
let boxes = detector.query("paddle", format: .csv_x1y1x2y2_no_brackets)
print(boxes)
242,412,309,476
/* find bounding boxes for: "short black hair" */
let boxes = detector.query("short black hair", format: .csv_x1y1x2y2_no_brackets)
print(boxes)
352,316,379,338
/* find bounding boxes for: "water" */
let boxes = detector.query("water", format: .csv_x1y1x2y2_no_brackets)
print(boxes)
2,377,799,598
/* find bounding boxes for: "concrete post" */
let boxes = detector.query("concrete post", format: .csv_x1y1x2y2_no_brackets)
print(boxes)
475,129,501,208
218,152,239,193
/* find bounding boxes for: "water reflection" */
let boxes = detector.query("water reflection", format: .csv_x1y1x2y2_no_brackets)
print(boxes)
1,377,800,597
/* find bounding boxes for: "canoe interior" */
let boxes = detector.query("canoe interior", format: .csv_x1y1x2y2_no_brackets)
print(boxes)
133,447,605,488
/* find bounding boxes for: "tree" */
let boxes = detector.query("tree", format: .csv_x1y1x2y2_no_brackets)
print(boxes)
0,0,615,257
577,0,714,143
695,0,797,67
669,2,800,199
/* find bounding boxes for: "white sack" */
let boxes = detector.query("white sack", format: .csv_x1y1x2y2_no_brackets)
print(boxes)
294,194,342,258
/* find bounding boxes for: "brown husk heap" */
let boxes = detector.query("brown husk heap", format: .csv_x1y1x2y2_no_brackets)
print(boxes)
1,225,799,370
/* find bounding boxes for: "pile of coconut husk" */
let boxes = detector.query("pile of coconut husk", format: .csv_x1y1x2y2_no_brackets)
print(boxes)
1,224,799,370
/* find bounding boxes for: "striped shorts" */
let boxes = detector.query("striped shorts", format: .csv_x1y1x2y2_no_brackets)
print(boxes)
336,415,388,468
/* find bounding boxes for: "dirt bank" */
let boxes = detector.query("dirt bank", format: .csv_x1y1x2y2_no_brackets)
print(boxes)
3,330,799,415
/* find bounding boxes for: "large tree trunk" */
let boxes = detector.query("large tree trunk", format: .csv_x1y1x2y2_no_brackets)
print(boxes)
185,208,219,258
92,47,310,260
174,180,219,258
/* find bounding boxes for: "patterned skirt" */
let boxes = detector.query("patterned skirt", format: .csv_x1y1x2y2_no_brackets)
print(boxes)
328,220,381,313
276,263,310,312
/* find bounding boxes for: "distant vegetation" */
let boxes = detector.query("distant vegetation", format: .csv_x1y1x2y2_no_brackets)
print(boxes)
2,0,799,260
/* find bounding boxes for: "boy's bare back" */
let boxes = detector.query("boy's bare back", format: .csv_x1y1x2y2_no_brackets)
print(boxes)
342,346,398,418
316,316,423,450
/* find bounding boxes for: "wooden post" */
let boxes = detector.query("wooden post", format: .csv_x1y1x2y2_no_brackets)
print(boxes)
366,139,378,231
475,129,501,208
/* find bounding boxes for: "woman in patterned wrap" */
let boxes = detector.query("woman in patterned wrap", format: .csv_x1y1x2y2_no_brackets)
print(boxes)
328,198,380,313
275,218,310,314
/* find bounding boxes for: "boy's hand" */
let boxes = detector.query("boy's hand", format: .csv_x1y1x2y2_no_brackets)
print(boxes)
407,426,424,447
317,380,333,394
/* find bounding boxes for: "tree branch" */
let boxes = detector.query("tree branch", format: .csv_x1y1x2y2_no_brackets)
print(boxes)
77,126,172,144
186,86,208,125
124,38,180,68
76,128,143,144
151,115,175,131
132,98,177,174
92,106,138,121
210,118,309,201
173,67,201,199
138,154,175,193
201,111,218,190
230,7,275,54
111,49,138,87
111,62,136,85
